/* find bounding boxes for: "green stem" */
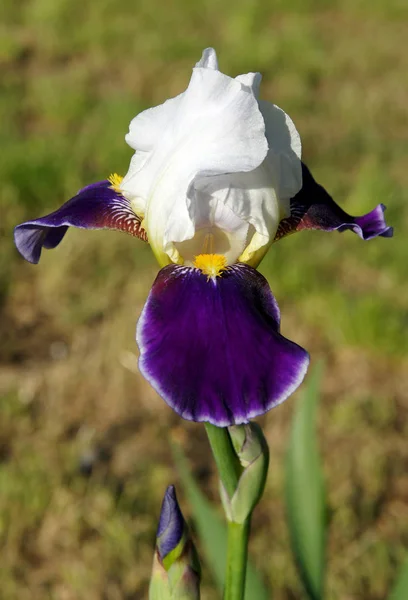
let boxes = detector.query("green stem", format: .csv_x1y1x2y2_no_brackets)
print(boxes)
224,519,251,600
204,423,241,498
204,424,251,599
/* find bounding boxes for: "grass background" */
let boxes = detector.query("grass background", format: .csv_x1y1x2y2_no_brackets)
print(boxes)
1,0,407,598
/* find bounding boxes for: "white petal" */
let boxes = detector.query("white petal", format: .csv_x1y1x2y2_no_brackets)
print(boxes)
120,151,150,216
125,94,183,152
125,48,220,154
174,201,251,265
260,101,301,160
135,66,268,264
195,47,219,70
235,72,262,97
194,162,281,258
120,151,149,188
260,100,302,200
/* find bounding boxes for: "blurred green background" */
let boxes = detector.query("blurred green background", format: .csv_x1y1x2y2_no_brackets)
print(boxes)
1,0,407,598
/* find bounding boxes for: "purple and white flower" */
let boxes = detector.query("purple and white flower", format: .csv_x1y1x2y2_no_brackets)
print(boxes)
14,48,393,426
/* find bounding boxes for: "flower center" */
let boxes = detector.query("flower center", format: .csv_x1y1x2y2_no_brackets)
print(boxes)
108,173,123,193
193,253,227,278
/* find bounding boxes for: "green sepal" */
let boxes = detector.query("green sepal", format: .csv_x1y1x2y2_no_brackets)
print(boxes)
149,553,172,600
149,551,201,600
167,551,201,600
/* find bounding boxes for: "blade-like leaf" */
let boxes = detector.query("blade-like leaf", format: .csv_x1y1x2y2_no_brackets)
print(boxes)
172,443,269,600
388,558,408,600
285,363,326,600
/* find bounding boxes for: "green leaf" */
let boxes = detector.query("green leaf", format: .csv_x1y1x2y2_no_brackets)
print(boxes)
172,443,269,600
285,363,326,600
388,557,408,600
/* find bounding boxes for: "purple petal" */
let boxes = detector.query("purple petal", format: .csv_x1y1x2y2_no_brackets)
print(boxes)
275,163,393,241
14,180,147,264
157,485,185,560
137,263,309,426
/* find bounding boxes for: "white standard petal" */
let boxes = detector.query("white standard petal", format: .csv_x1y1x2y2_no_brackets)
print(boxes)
120,151,149,217
259,100,302,203
174,193,251,266
186,99,303,267
125,94,183,152
235,72,262,97
130,65,268,265
192,163,281,265
195,47,219,70
124,48,220,155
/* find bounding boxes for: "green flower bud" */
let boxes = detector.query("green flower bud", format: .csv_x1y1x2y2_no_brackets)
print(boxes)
220,423,269,524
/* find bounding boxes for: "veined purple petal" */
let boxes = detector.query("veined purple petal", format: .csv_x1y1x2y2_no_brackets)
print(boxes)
137,263,309,426
157,485,185,560
275,163,393,241
14,180,147,264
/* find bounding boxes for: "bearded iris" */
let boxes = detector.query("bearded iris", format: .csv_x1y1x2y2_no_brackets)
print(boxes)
14,48,392,426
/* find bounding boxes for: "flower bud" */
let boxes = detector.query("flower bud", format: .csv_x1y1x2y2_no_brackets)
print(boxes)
149,485,201,600
220,423,269,524
156,485,186,569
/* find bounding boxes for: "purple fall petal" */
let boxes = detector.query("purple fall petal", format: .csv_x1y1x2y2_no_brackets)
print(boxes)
275,162,393,241
14,180,147,264
137,263,309,426
349,204,394,239
157,485,185,560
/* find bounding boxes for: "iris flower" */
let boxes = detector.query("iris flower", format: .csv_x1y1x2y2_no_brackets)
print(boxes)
14,48,392,426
